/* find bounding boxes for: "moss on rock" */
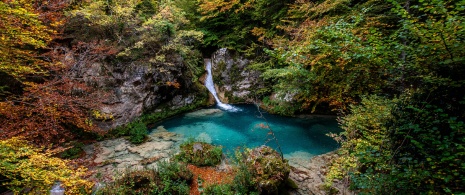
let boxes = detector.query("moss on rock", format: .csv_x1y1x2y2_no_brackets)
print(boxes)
245,146,291,194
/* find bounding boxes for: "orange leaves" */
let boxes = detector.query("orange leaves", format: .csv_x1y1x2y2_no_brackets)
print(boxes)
0,0,67,81
0,78,104,147
166,80,181,88
187,164,234,195
255,123,269,129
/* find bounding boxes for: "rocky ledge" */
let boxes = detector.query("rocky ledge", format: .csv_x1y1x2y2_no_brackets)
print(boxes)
289,152,354,195
83,126,181,182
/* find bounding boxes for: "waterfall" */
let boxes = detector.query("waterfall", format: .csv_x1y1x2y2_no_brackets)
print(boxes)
204,59,239,111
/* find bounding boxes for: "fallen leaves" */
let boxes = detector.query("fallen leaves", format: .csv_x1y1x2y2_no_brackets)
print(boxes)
187,164,234,195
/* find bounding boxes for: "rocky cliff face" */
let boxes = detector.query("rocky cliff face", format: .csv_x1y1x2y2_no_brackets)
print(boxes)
67,47,262,129
67,50,207,130
208,48,263,103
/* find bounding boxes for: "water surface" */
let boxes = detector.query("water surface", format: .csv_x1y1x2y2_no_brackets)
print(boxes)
152,104,340,161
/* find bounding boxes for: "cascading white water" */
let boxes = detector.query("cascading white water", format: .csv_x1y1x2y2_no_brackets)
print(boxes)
204,59,239,111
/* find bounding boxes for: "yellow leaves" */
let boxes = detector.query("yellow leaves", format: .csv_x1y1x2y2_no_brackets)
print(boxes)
91,110,114,121
198,0,240,20
0,0,55,81
0,137,93,194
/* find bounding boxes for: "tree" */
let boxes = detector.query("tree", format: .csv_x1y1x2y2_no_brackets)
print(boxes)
325,0,465,193
260,0,393,114
0,76,105,146
197,0,292,51
0,0,63,82
0,137,93,194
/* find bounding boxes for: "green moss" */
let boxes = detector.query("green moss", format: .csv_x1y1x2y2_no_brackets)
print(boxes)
106,120,148,144
245,146,291,194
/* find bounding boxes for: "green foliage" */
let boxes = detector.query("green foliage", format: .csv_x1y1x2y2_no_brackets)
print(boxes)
135,0,158,19
326,95,398,193
231,146,290,194
0,137,93,194
321,0,465,193
175,139,223,166
203,183,235,195
329,93,465,194
107,120,147,144
198,0,292,51
60,142,85,159
261,1,393,114
231,149,259,194
127,120,148,144
387,97,465,193
157,160,193,183
96,161,192,195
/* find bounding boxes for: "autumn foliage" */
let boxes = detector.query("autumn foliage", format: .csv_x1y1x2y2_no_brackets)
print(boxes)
0,78,104,146
0,137,93,194
0,0,107,146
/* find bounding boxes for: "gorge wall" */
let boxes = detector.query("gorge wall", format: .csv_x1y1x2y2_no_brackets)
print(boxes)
207,48,264,104
67,47,263,130
66,49,208,130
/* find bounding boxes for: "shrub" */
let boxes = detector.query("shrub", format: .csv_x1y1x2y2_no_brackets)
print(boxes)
0,137,93,194
60,142,85,159
106,120,148,144
96,161,192,195
243,146,290,194
157,160,193,182
127,120,148,144
203,183,235,195
175,139,223,166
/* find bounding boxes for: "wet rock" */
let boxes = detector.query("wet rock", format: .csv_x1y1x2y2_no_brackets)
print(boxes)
84,133,180,182
185,109,223,118
210,48,263,103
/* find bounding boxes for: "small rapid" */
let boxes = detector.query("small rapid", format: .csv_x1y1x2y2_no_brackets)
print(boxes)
204,59,239,111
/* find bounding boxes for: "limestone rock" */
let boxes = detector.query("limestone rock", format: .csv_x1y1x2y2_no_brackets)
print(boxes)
288,152,354,195
128,141,173,158
184,109,223,118
210,48,263,103
65,49,207,130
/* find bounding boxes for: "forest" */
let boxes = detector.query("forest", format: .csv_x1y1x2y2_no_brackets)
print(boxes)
1,0,464,194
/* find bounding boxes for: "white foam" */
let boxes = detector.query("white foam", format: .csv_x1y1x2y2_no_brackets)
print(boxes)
204,59,240,112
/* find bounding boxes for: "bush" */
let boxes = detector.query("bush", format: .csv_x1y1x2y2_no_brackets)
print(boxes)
60,142,85,159
106,120,148,144
0,137,93,194
203,183,235,195
96,161,192,195
243,146,290,194
175,139,223,166
127,120,148,144
157,160,193,182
